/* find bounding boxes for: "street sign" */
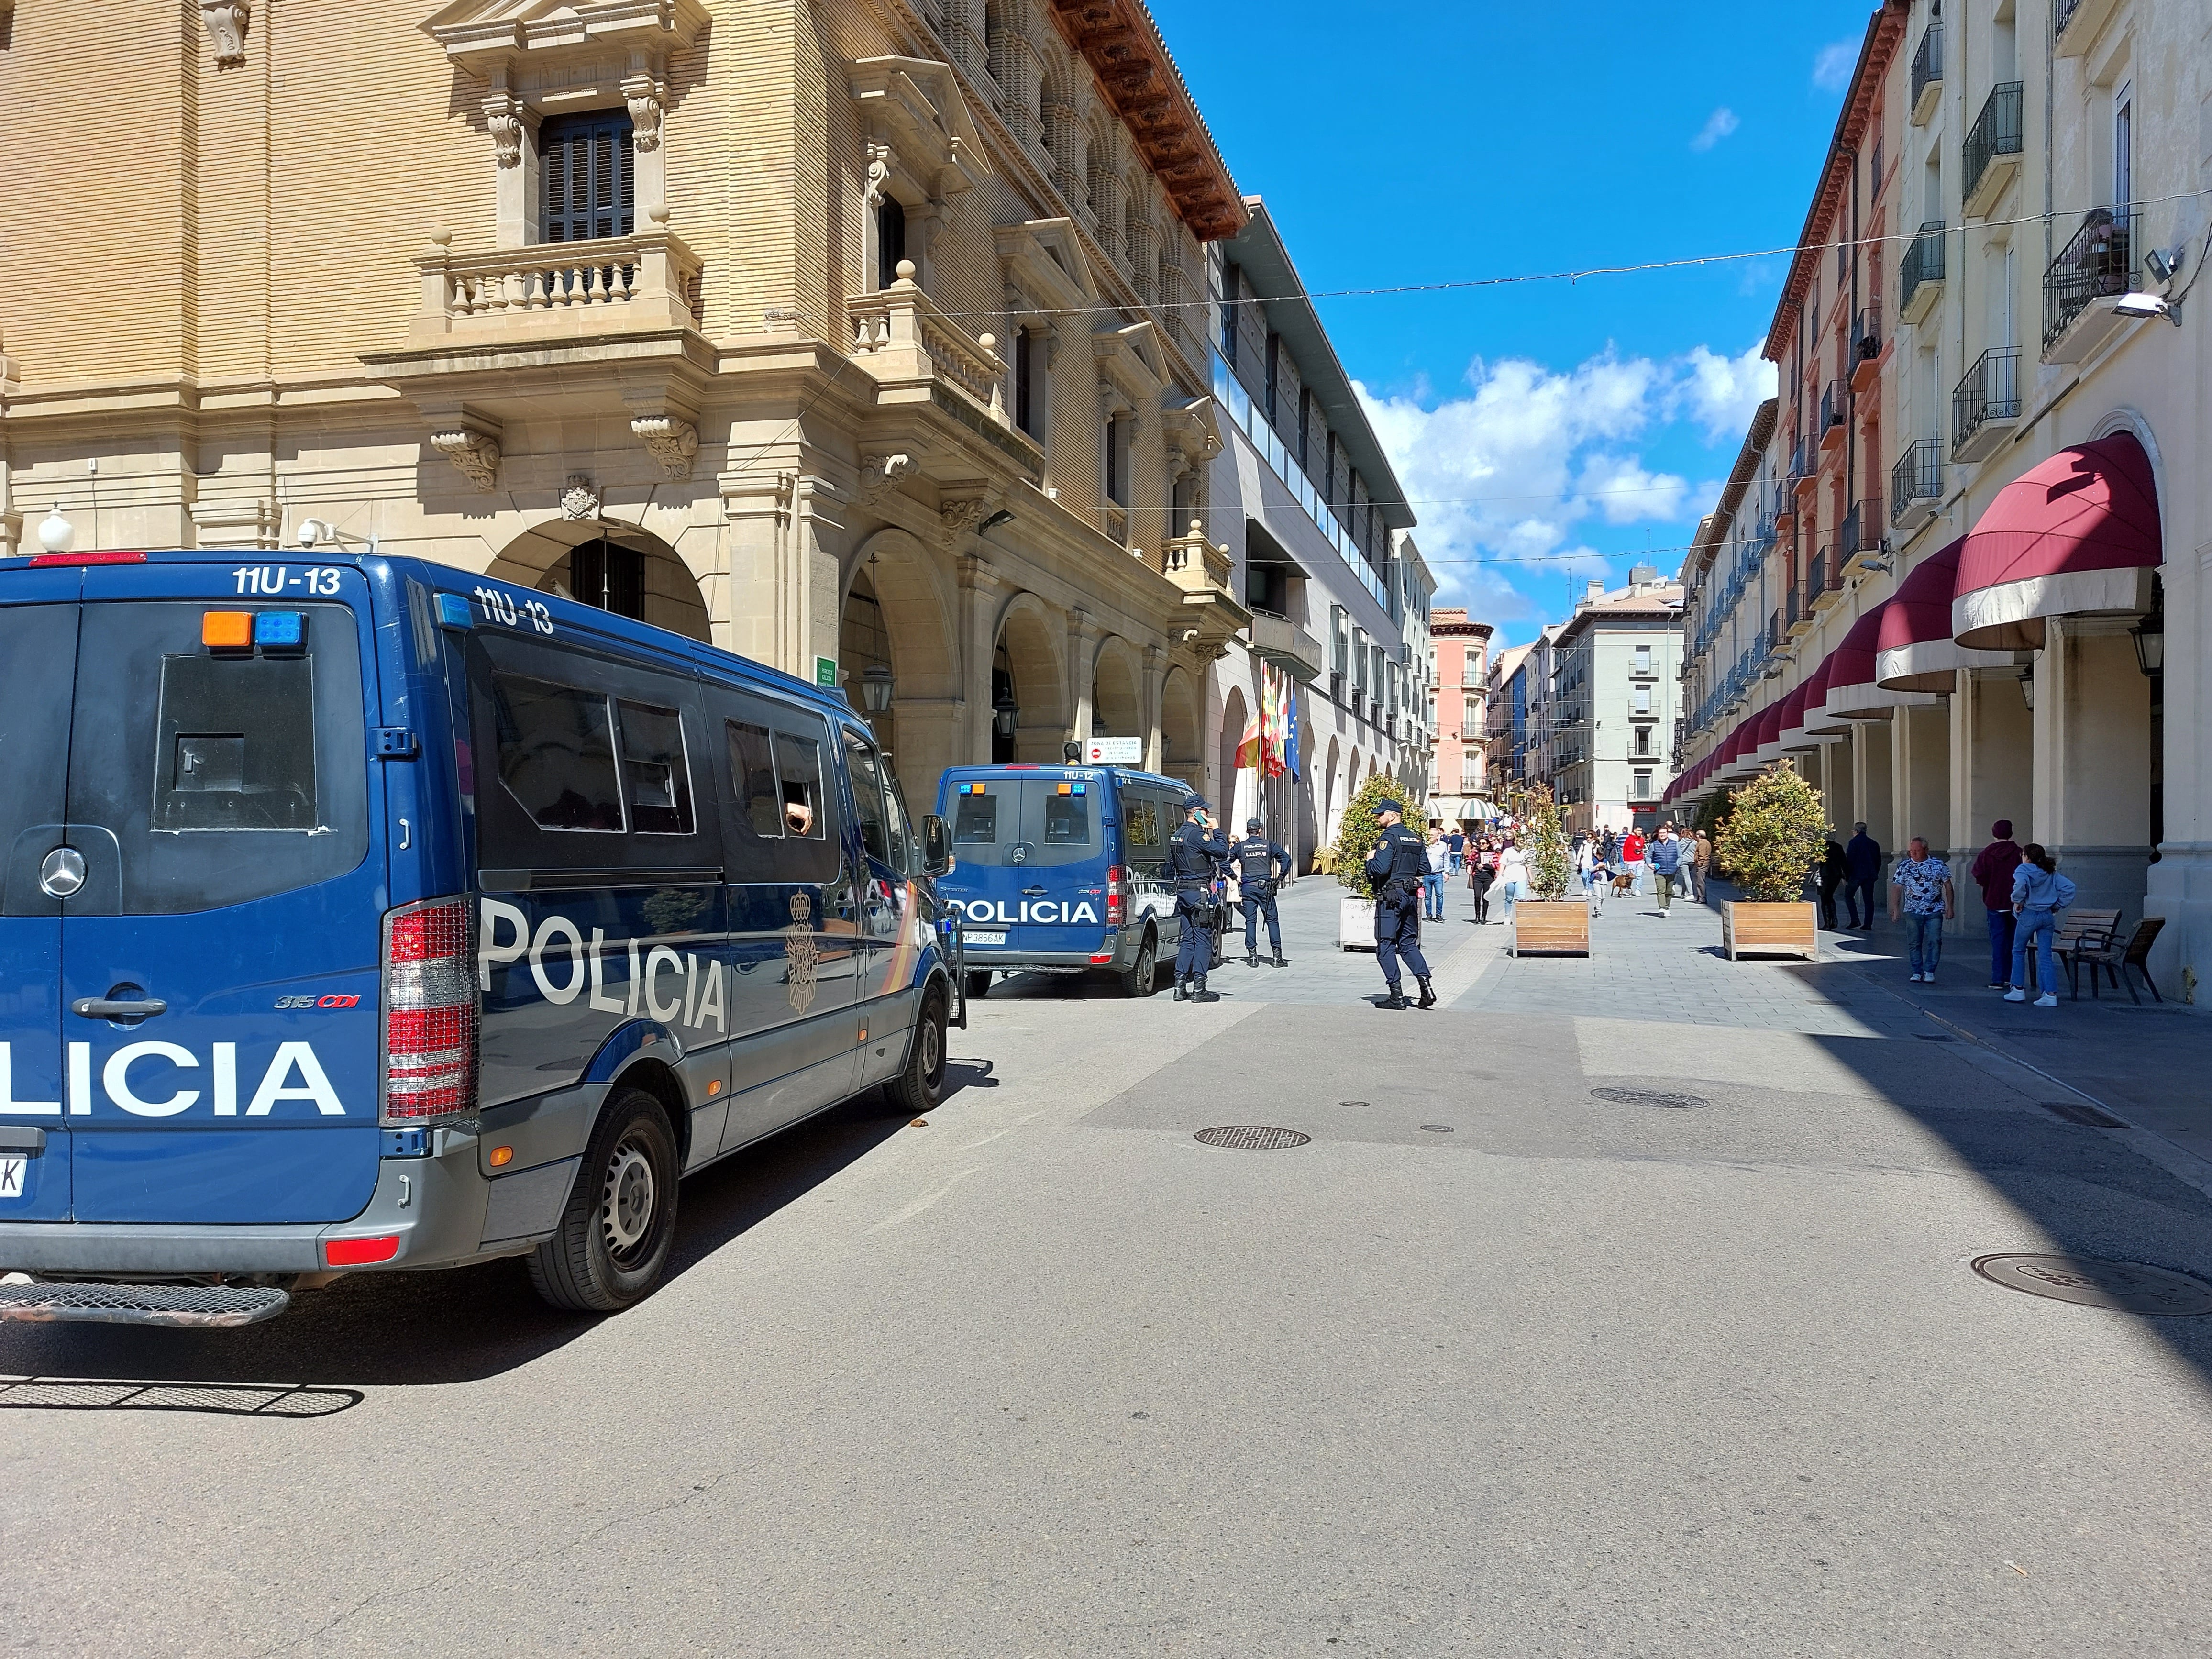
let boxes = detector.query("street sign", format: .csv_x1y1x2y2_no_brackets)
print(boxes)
814,656,837,688
1086,737,1143,765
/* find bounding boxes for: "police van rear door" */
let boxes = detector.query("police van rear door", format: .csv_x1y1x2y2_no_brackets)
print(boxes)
54,563,385,1225
0,573,84,1218
969,775,1107,954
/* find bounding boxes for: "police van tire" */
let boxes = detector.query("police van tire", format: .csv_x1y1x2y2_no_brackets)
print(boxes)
527,1090,680,1315
888,987,950,1116
1120,930,1159,998
965,970,993,1001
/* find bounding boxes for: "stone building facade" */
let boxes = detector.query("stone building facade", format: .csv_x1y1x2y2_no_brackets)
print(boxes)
0,0,1256,807
1427,608,1493,829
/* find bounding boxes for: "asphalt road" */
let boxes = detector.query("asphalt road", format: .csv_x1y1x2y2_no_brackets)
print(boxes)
6,882,2212,1656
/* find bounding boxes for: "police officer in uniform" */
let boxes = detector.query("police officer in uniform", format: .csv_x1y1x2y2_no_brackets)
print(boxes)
1230,818,1292,967
1364,798,1435,1010
1167,796,1230,1002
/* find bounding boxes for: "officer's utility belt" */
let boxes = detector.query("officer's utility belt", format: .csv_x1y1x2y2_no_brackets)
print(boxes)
1242,879,1278,901
1176,886,1219,918
1382,876,1421,900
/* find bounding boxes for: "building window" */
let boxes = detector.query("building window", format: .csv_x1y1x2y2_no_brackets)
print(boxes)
540,111,635,243
1013,328,1047,442
1632,685,1652,714
1633,769,1653,800
569,539,645,620
1633,644,1652,675
1104,414,1129,507
1633,724,1652,757
1297,387,1311,473
1264,331,1280,424
1219,266,1237,364
875,197,907,290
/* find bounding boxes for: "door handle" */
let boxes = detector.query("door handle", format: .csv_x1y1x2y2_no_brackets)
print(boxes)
1021,885,1048,897
72,997,167,1019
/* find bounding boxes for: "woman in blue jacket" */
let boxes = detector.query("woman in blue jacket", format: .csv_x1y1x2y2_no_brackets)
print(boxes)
2004,844,2077,1007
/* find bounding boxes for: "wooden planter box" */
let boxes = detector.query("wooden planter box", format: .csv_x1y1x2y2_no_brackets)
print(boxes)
1511,899,1590,957
1722,900,1820,961
1338,896,1376,951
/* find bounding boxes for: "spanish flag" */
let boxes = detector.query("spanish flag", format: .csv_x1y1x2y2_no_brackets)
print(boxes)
1236,696,1263,769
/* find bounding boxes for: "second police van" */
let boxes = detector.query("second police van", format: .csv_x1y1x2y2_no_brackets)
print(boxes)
0,547,959,1326
932,764,1197,999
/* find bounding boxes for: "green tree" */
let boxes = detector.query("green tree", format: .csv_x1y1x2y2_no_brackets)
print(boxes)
1501,782,1571,900
1714,762,1827,902
1334,772,1418,896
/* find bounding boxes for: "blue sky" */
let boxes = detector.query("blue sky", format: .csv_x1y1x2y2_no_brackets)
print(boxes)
1151,0,1879,641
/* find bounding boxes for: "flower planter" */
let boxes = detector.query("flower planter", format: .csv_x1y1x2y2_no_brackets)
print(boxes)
1338,896,1377,951
1722,900,1820,961
1510,899,1590,957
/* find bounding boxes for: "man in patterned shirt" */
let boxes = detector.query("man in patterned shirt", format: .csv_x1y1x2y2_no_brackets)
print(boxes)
1887,835,1955,984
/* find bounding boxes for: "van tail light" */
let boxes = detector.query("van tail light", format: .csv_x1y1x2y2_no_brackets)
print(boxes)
380,896,477,1127
1105,865,1125,926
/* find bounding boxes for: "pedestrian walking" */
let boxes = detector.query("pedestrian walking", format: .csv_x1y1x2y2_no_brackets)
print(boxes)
2005,844,2077,1006
1573,835,1597,898
1584,838,1611,915
1843,822,1882,930
1471,837,1496,924
1969,819,2024,990
1888,835,1955,983
1167,796,1229,1002
1621,826,1647,897
1229,817,1292,968
1446,828,1465,876
1494,840,1528,928
1816,835,1847,931
1421,827,1449,921
1363,799,1436,1011
1689,828,1713,905
1647,825,1686,914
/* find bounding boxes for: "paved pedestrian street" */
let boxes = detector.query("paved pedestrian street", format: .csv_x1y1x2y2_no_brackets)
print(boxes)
7,877,2211,1656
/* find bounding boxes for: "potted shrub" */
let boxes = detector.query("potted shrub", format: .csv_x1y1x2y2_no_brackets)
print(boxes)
1331,772,1414,949
1503,783,1589,957
1714,762,1825,961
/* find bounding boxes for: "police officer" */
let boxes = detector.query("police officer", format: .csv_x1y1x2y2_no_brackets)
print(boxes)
1167,795,1230,1002
1363,798,1435,1010
1230,817,1292,967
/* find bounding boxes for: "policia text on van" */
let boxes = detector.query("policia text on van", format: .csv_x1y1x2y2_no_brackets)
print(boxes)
0,550,961,1327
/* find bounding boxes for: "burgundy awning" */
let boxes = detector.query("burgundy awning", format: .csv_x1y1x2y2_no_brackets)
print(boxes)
1825,601,1934,718
1798,654,1849,734
1774,681,1812,748
1874,539,2015,691
1751,702,1784,760
1953,432,2161,650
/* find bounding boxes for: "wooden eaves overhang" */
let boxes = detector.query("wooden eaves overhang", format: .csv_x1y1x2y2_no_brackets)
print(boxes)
1046,0,1247,242
1760,0,1911,365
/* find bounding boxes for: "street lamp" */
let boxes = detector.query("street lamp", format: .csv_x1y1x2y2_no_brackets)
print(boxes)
36,507,75,554
2130,610,2165,677
860,662,895,714
992,687,1019,739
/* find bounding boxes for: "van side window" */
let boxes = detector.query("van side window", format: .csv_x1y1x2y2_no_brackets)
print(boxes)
775,729,827,841
1124,794,1159,854
155,655,319,831
724,719,783,839
617,700,693,835
844,732,891,864
952,790,999,844
881,762,919,875
491,673,624,832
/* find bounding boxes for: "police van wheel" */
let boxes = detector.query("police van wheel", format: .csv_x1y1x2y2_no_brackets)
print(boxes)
888,987,950,1116
1120,931,1159,998
965,970,994,1001
527,1090,680,1315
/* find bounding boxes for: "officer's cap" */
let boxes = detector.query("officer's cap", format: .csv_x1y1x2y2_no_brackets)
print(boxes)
1183,795,1206,813
1375,797,1404,815
1246,818,1263,831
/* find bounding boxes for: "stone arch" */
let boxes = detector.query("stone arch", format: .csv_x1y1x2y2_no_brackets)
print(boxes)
1090,635,1143,739
1322,735,1343,848
492,517,711,642
993,590,1068,762
1161,664,1201,787
841,526,960,788
1217,684,1248,816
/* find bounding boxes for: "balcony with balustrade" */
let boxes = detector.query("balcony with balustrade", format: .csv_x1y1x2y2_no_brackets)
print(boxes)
1850,305,1882,392
2054,0,2122,57
1159,520,1252,658
1891,439,1943,533
1900,222,1947,324
1952,346,2022,462
1963,82,2024,216
1818,380,1848,454
2043,209,2139,364
1910,21,1943,122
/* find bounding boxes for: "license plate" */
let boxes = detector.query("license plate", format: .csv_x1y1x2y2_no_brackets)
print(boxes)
965,930,1007,947
0,1157,24,1199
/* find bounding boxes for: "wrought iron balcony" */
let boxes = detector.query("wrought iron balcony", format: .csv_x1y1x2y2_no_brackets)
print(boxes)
1910,23,1943,122
1963,82,2024,214
1788,436,1818,495
2054,0,2121,56
1818,380,1847,452
1900,221,1946,321
1891,439,1943,530
1952,346,2021,461
1850,304,1882,389
2043,208,2138,359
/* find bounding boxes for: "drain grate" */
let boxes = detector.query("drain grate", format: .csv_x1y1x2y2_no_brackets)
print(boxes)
1337,1100,1371,1109
1420,1124,1455,1134
1193,1125,1311,1150
1972,1253,2212,1316
2041,1099,2130,1129
1590,1087,1710,1110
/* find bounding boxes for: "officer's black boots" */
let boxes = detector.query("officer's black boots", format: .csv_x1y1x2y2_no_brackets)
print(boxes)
1272,948,1287,968
1192,975,1219,1004
1173,977,1189,1002
1416,977,1437,1010
1380,984,1406,1011
1246,949,1259,968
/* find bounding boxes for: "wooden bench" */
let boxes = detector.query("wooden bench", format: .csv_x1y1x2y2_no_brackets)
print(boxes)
2065,915,2164,1003
2040,908,2119,998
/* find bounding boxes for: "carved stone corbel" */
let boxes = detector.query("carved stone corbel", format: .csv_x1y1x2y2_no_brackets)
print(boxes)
483,92,535,169
622,73,666,153
200,0,250,68
937,490,999,551
864,142,894,210
430,426,501,492
860,453,914,503
632,415,699,479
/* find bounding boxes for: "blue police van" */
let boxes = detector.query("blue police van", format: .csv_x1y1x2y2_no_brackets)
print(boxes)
0,548,959,1325
933,764,1192,999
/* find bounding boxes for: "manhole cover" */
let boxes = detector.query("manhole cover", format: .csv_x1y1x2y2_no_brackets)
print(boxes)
1590,1087,1710,1110
1420,1124,1454,1134
1972,1253,2212,1316
1193,1126,1311,1150
2041,1099,2129,1129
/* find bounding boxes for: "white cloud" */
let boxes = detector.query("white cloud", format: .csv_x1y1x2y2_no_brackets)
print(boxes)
1812,38,1858,92
1678,342,1779,443
1689,107,1740,153
1577,454,1690,524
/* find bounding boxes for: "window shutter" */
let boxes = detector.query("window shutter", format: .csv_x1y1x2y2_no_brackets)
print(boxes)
540,111,635,244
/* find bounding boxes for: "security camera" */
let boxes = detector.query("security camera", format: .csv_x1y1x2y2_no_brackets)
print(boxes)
296,518,332,548
2113,291,2179,323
